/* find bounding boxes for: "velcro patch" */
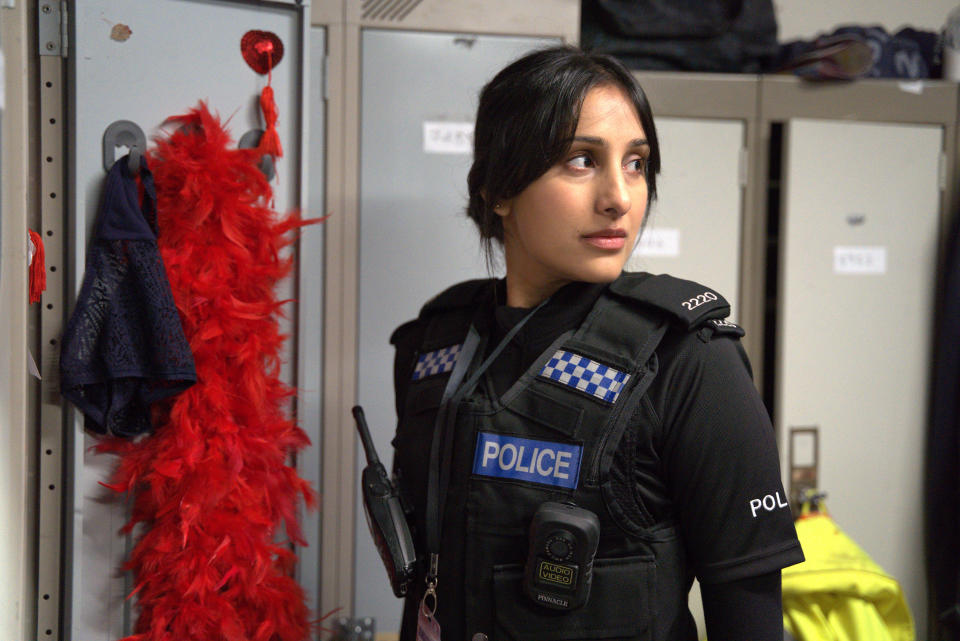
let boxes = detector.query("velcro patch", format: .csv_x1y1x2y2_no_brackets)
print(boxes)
412,344,461,381
473,432,581,489
708,319,745,337
539,350,630,403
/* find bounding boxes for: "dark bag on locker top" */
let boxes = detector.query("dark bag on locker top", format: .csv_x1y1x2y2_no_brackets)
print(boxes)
581,0,779,73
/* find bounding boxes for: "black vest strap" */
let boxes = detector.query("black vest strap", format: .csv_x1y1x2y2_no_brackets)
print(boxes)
568,291,671,485
425,326,480,554
425,299,549,556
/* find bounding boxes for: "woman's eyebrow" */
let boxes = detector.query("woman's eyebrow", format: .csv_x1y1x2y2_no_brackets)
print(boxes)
572,135,649,148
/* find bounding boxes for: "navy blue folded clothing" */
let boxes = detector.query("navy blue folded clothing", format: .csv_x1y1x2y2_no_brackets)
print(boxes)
60,155,196,437
778,25,938,80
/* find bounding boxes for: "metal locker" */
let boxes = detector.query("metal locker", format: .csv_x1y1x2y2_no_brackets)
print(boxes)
626,117,745,321
64,3,316,639
777,118,942,637
354,29,558,632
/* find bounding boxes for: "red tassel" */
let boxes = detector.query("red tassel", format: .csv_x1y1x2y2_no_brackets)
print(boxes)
253,40,282,161
28,229,46,304
257,85,283,159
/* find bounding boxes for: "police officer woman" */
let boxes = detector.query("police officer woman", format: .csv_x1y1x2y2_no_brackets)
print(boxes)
389,46,803,641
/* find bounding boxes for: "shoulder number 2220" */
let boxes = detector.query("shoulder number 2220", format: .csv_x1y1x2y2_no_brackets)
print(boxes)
681,291,718,311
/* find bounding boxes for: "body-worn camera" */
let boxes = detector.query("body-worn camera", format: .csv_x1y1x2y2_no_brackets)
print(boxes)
353,406,417,597
523,502,600,611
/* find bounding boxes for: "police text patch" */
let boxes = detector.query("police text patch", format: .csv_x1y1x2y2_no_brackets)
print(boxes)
473,432,582,489
412,344,461,381
539,350,630,403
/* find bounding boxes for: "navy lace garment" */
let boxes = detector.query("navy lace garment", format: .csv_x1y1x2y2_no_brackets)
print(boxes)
60,155,196,437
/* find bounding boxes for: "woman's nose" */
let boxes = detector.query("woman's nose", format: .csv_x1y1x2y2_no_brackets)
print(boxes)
597,167,631,218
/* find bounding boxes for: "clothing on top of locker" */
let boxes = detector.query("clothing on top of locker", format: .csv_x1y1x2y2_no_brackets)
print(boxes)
777,26,939,80
60,155,196,437
390,273,803,641
580,0,779,73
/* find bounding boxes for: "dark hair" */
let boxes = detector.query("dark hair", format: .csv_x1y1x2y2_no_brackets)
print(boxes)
466,46,660,260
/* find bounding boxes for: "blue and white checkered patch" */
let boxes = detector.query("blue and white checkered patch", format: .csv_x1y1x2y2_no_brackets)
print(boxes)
412,344,462,381
539,350,630,403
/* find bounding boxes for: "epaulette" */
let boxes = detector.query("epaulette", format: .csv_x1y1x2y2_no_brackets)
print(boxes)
390,279,494,347
608,272,743,337
389,318,421,347
419,278,495,316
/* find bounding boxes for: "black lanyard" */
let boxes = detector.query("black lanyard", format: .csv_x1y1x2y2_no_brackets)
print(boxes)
423,299,548,582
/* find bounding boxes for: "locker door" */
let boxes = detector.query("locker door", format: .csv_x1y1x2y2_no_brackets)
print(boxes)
777,118,942,638
625,117,745,321
355,30,557,631
67,3,310,639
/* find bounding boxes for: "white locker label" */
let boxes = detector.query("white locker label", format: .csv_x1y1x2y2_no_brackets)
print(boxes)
833,246,887,275
634,228,680,257
422,121,474,154
898,81,924,95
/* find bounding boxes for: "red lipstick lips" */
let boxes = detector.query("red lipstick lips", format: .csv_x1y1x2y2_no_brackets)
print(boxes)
582,228,627,250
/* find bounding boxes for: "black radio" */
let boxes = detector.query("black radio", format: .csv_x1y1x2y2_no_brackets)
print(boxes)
523,502,600,611
352,406,417,597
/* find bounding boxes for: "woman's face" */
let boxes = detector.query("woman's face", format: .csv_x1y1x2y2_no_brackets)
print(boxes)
497,84,650,307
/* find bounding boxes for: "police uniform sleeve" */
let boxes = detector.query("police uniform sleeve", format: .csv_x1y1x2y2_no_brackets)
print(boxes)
652,331,804,585
701,571,785,641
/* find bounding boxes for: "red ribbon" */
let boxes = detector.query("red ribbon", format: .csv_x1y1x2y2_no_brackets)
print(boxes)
28,229,46,304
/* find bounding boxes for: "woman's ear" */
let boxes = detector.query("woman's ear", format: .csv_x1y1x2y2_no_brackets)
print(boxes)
493,199,511,218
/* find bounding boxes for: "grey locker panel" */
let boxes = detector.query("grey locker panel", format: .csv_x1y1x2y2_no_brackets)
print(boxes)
625,117,744,321
68,3,308,639
356,29,557,630
298,25,326,633
777,118,941,638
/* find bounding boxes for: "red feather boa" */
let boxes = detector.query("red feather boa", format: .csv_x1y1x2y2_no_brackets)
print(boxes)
98,103,316,641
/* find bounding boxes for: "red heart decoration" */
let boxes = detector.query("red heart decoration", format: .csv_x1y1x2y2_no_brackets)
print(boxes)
240,30,284,75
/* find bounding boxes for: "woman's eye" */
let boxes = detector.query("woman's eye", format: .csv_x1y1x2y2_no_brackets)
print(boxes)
567,154,594,169
626,157,647,173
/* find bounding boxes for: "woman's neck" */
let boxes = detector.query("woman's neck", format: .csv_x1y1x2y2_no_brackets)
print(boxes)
504,272,571,308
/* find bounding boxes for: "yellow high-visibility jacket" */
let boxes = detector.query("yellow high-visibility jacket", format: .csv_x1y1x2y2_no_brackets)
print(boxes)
782,511,914,641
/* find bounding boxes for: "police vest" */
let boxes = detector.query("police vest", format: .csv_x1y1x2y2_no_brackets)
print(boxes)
391,272,743,641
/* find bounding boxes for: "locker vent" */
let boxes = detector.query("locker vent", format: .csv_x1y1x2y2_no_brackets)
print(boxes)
362,0,423,21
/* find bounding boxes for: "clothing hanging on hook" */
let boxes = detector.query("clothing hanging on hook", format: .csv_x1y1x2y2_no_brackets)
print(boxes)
60,153,195,437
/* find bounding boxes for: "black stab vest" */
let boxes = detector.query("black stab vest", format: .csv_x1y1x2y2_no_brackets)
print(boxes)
392,272,741,641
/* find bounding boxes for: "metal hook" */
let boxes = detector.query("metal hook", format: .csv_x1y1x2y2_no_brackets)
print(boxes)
102,119,147,172
238,128,276,181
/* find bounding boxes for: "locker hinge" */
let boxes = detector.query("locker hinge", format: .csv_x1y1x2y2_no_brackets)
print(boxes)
939,151,947,191
38,0,67,57
738,147,748,187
